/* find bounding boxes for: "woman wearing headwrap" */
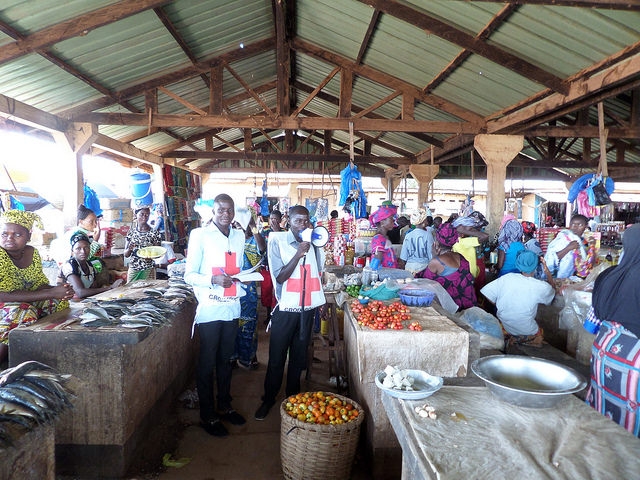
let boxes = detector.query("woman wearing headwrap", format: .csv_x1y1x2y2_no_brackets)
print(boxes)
495,219,525,276
521,221,542,255
124,206,163,282
58,233,117,299
452,211,489,278
421,222,476,310
0,210,74,362
586,224,640,437
481,250,555,348
369,202,398,269
398,209,434,275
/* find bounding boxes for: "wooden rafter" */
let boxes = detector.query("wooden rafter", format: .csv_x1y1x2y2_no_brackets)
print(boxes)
292,38,483,123
424,3,519,94
356,0,569,94
0,0,170,65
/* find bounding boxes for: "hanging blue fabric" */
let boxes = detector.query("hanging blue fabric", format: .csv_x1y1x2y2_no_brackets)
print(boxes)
9,196,24,211
568,173,614,203
260,178,270,216
339,163,367,218
83,184,102,217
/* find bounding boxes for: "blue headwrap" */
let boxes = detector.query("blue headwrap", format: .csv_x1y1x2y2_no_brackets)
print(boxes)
515,249,539,274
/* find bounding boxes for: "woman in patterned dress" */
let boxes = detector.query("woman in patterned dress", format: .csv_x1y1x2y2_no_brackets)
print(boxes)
0,210,74,363
586,224,640,437
124,207,163,282
231,210,266,369
421,222,477,310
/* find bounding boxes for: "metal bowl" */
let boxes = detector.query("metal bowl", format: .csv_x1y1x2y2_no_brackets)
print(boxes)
471,355,587,408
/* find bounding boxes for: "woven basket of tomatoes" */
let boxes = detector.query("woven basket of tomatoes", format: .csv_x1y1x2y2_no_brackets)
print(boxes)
280,391,364,480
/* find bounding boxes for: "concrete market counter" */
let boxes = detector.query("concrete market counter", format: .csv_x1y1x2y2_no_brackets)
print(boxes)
8,280,196,478
344,302,470,479
382,386,640,480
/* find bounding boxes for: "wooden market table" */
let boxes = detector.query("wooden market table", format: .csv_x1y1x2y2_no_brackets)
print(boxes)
382,385,640,480
8,280,197,478
343,302,471,479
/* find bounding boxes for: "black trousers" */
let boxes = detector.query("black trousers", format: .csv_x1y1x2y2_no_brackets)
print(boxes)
262,308,315,405
196,319,238,422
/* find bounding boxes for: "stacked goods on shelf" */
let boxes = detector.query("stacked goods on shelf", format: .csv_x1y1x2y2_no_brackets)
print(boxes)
99,198,132,250
538,227,561,254
356,218,376,238
163,166,201,252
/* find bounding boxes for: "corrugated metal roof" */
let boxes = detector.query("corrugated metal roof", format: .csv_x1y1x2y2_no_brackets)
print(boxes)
0,0,637,182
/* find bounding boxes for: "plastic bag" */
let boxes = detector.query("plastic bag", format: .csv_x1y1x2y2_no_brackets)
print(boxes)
458,307,505,350
590,180,612,206
359,279,401,300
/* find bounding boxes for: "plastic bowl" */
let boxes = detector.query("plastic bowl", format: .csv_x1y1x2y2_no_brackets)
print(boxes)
375,369,443,400
397,289,436,307
358,297,370,305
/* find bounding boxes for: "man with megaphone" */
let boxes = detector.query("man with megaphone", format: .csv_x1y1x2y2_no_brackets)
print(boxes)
254,205,326,421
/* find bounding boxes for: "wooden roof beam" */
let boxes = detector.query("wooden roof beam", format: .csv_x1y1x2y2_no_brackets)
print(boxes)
58,37,276,117
0,0,170,65
464,1,640,11
154,7,210,89
294,81,443,147
356,0,568,94
356,9,381,65
72,112,481,134
293,39,482,124
424,3,519,93
488,51,640,133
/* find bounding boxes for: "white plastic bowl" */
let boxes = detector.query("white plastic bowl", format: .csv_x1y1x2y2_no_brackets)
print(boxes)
375,369,443,400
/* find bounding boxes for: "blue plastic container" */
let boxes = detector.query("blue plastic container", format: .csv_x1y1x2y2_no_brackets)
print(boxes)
130,172,153,208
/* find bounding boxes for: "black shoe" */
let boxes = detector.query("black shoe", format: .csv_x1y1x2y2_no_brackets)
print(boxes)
200,419,228,437
254,402,273,421
238,359,259,370
221,409,246,425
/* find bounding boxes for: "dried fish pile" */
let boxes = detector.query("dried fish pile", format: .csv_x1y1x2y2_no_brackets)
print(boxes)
0,361,74,449
79,279,195,329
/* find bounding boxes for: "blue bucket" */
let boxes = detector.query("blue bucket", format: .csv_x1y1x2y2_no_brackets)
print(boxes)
130,173,153,208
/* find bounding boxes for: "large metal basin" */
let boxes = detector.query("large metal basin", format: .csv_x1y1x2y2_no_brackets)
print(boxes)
471,355,587,408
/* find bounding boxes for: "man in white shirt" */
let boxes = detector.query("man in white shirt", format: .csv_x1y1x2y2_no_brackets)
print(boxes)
254,205,326,420
481,250,555,347
185,194,247,437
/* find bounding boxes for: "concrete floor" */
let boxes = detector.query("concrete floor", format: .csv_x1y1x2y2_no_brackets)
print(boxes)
142,309,372,480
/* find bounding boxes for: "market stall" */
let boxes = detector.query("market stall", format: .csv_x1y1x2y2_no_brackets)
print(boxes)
382,386,640,480
8,280,196,478
343,300,471,479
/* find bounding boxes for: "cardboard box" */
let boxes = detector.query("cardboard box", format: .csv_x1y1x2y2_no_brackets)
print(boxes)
100,197,132,210
102,209,133,223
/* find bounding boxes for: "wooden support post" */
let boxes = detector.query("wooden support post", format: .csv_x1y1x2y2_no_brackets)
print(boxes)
474,134,523,238
383,169,401,201
409,164,440,208
53,122,98,229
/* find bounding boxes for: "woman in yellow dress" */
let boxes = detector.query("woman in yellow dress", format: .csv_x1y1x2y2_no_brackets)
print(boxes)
0,210,74,363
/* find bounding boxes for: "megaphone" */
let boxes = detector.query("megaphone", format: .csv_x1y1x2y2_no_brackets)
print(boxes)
300,226,329,247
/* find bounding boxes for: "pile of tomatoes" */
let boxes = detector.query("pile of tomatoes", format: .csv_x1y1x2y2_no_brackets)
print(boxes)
284,391,360,425
349,299,413,330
